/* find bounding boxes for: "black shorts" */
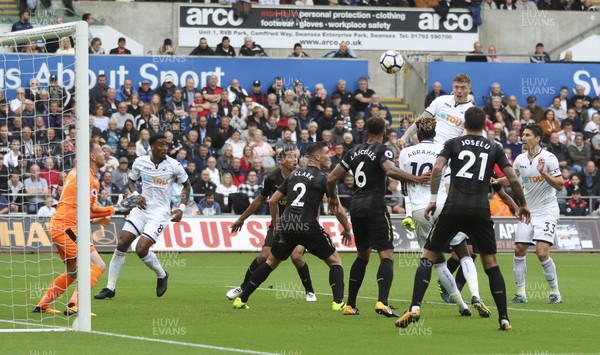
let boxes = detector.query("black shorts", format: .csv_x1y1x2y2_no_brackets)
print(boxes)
263,225,275,248
425,213,496,255
351,212,394,252
271,228,336,261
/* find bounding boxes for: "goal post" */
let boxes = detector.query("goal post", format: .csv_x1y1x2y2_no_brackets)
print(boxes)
0,21,90,332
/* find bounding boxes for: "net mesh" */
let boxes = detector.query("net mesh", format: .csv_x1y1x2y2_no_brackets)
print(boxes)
0,24,80,332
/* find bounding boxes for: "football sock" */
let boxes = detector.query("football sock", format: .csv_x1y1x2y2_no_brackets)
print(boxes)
455,254,476,291
410,258,433,312
240,263,273,303
296,263,314,293
107,250,126,291
434,261,468,310
541,258,560,295
347,257,368,308
141,251,166,279
485,266,509,322
446,257,460,274
329,264,344,304
513,255,527,295
69,265,104,305
376,258,394,305
460,256,480,299
37,272,76,307
241,257,260,289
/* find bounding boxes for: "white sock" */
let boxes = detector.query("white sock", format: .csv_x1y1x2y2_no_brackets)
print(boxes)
541,257,559,295
460,256,480,300
435,262,468,311
141,251,166,278
107,250,126,291
513,256,527,295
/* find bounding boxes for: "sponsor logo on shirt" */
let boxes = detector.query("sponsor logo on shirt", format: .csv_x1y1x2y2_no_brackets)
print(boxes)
523,175,545,183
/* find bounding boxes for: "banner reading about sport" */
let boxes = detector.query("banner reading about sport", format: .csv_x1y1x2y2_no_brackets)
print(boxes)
178,5,478,51
2,216,599,253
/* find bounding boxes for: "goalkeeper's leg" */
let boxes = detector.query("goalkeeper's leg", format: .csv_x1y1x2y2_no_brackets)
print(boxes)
69,250,105,308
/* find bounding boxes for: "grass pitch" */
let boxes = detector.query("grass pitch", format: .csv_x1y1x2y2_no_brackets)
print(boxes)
1,252,599,354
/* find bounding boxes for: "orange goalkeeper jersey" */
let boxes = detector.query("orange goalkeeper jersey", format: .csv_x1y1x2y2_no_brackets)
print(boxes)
49,168,114,231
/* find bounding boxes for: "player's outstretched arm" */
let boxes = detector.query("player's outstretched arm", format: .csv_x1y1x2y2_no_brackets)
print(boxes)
269,191,284,234
128,177,146,209
327,164,347,214
381,160,431,184
497,188,519,213
231,195,266,233
398,111,434,146
171,179,191,222
503,166,531,224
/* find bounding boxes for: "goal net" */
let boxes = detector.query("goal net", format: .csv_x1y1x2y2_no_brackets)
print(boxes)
0,22,91,332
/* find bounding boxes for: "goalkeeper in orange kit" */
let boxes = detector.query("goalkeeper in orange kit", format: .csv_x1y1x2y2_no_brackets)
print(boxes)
33,141,115,316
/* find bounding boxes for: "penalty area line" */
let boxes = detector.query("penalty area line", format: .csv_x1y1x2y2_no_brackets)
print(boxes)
92,331,279,355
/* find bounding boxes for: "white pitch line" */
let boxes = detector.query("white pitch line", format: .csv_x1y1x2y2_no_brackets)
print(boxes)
224,285,600,318
92,331,279,355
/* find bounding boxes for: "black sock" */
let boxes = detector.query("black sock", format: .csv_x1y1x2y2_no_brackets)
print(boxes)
455,265,466,292
485,266,509,323
347,257,368,308
296,263,314,293
240,257,260,289
240,263,273,302
411,258,433,309
446,257,460,274
377,258,394,305
329,265,344,304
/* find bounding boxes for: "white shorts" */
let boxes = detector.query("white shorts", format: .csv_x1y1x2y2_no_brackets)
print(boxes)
124,208,168,244
413,208,467,249
515,214,558,246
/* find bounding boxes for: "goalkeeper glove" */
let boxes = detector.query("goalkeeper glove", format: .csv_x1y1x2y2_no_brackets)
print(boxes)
401,216,415,231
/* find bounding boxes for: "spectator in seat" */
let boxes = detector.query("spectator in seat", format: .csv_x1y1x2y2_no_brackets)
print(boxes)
229,157,247,187
525,95,545,123
37,195,55,217
237,170,261,203
352,77,375,118
89,37,105,55
570,85,593,109
7,170,24,213
97,189,113,207
192,169,217,203
109,37,131,55
216,172,238,211
239,36,267,57
190,37,215,56
24,164,48,214
567,133,591,173
198,191,221,215
338,174,354,211
323,41,356,58
385,179,405,214
484,82,508,107
565,187,588,216
465,41,487,62
138,80,154,104
539,109,562,144
530,42,550,63
288,42,309,58
549,96,567,122
581,160,600,197
486,45,503,63
424,82,446,109
215,36,236,57
159,38,175,55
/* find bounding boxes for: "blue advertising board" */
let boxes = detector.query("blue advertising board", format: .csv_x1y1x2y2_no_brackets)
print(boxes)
428,62,600,107
0,54,368,97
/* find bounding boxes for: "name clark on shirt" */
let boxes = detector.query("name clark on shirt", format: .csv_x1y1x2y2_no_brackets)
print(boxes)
350,149,377,161
461,139,490,150
293,170,315,180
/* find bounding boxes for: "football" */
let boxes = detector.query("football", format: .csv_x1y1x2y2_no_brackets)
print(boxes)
379,50,404,74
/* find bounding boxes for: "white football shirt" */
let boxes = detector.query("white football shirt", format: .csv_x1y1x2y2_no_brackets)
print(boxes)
425,95,474,145
399,140,448,211
513,148,561,216
129,155,188,222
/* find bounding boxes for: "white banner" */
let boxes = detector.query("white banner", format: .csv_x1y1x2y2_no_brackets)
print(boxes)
178,5,479,52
